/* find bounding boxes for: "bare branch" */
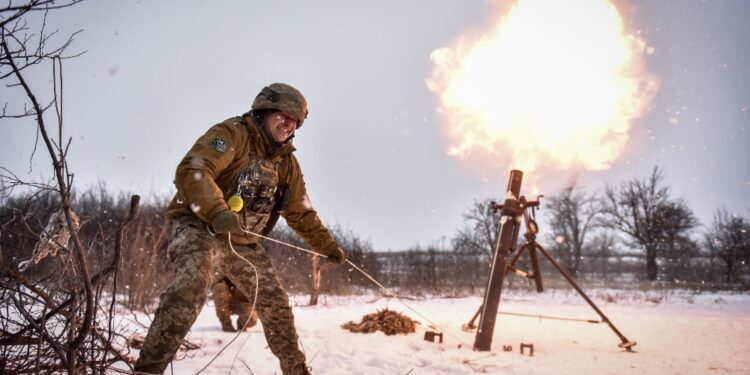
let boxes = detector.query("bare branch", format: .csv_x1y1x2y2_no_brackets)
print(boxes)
600,166,697,281
0,1,84,30
11,294,69,366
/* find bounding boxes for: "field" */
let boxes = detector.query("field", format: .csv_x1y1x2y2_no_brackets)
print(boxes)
116,289,750,374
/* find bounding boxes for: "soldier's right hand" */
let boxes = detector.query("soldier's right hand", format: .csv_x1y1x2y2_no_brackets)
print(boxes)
211,210,243,234
327,247,346,265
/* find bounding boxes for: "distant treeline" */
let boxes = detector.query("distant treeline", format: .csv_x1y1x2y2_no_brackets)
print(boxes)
1,171,748,312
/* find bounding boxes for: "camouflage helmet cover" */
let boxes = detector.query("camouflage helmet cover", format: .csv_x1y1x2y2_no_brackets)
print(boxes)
251,83,308,128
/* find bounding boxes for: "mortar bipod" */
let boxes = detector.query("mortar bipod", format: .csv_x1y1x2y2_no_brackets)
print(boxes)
463,195,637,351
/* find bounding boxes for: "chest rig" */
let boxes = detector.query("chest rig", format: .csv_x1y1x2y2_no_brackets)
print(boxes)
225,116,293,236
232,157,279,234
228,146,289,236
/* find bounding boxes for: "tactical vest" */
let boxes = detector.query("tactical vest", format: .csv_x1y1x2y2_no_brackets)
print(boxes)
230,121,290,236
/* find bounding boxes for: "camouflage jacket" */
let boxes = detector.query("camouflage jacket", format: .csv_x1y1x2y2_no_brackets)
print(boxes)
165,114,338,256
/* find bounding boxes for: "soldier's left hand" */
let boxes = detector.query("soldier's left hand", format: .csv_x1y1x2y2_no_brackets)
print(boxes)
327,247,346,265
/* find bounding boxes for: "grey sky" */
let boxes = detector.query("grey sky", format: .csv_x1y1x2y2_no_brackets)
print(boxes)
1,0,749,250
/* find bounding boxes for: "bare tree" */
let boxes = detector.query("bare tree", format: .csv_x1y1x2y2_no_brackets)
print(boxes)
705,209,750,282
1,2,140,373
587,233,615,280
601,166,697,281
654,201,700,282
545,177,601,277
452,198,500,261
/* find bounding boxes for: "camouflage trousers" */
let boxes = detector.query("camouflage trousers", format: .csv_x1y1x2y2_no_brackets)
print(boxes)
212,276,259,331
134,216,308,374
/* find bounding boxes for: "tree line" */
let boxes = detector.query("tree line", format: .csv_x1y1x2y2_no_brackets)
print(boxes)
3,165,747,316
452,166,750,287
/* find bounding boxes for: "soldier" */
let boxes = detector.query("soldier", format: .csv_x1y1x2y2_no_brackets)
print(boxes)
134,83,346,375
212,277,258,332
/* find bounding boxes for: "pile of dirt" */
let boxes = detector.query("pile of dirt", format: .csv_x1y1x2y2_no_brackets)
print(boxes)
341,309,420,335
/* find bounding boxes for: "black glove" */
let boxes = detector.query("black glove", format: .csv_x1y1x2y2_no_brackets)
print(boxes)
210,210,242,234
327,247,346,265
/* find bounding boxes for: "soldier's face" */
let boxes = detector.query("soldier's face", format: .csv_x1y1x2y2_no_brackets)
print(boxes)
264,111,298,143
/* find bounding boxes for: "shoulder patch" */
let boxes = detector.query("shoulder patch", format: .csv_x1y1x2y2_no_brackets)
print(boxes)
211,138,229,153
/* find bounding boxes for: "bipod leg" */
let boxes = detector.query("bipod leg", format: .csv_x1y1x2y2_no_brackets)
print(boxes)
463,305,482,331
504,241,529,277
534,243,637,351
528,243,544,293
506,243,542,292
466,242,530,331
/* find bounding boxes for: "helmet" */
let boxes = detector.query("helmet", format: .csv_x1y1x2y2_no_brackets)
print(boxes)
251,83,308,128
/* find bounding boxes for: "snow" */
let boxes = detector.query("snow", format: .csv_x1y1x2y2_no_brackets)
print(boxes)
119,289,750,374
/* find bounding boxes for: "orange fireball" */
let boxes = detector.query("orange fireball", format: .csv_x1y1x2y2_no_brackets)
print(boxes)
427,0,658,173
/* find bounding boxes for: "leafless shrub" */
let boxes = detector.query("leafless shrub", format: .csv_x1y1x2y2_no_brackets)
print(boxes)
1,2,141,372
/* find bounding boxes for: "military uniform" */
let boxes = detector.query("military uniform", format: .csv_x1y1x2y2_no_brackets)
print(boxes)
164,115,338,251
212,276,258,332
134,83,343,375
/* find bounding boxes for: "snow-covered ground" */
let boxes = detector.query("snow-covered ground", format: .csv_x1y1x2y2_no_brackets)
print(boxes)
120,289,750,374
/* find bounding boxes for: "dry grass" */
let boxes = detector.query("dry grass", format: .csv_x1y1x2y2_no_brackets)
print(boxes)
341,309,420,335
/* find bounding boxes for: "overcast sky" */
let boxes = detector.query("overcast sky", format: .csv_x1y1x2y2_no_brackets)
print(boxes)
2,0,749,250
